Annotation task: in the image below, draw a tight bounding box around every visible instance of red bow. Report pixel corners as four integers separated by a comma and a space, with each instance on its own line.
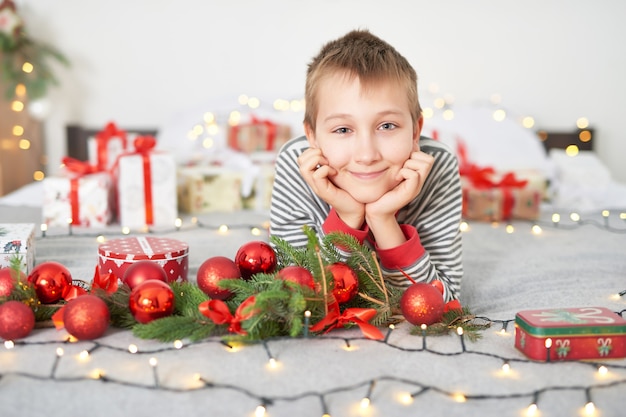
62, 157, 99, 175
309, 302, 384, 340
457, 140, 528, 189
94, 122, 128, 171
198, 296, 259, 335
90, 265, 118, 295
133, 135, 157, 153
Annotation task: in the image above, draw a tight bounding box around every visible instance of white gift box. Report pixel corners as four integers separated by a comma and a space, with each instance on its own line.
0, 223, 36, 273
177, 166, 243, 213
88, 122, 129, 171
42, 172, 114, 228
116, 150, 178, 228
88, 136, 127, 172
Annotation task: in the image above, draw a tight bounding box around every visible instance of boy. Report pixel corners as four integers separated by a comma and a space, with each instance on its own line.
269, 29, 462, 302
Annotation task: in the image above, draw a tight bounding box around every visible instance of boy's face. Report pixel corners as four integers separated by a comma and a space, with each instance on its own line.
305, 73, 422, 204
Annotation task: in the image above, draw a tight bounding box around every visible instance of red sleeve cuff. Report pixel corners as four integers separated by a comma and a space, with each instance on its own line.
322, 208, 369, 244
376, 225, 425, 269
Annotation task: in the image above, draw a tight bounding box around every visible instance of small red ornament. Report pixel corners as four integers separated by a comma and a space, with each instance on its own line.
0, 301, 35, 340
197, 256, 241, 300
0, 267, 25, 297
128, 280, 175, 324
400, 283, 445, 326
327, 262, 359, 304
28, 261, 72, 304
63, 295, 110, 340
123, 260, 168, 290
235, 241, 277, 280
276, 265, 315, 290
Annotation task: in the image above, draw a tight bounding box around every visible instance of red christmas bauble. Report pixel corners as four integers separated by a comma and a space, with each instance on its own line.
328, 262, 359, 304
197, 256, 241, 300
128, 280, 175, 324
0, 267, 25, 297
235, 241, 277, 280
123, 260, 168, 289
400, 283, 445, 326
63, 295, 110, 340
0, 300, 35, 340
28, 261, 72, 304
276, 265, 315, 290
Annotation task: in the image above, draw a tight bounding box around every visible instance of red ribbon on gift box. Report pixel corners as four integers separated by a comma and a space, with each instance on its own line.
457, 140, 529, 220
94, 122, 128, 171
113, 135, 157, 225
228, 115, 279, 152
61, 157, 100, 226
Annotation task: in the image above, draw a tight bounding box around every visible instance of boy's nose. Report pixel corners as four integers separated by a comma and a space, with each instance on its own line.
353, 132, 380, 164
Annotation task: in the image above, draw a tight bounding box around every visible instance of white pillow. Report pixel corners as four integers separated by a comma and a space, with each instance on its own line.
422, 105, 554, 180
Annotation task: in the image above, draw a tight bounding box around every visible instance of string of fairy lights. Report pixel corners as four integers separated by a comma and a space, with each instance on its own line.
3, 209, 624, 416
2, 323, 626, 417
36, 205, 626, 240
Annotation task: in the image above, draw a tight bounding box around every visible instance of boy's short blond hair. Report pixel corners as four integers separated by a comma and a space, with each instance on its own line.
304, 29, 421, 132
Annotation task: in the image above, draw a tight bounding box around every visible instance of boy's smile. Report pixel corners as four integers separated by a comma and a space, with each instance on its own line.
305, 72, 421, 204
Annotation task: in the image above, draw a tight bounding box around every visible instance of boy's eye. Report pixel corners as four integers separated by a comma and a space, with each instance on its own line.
379, 122, 397, 130
333, 127, 350, 134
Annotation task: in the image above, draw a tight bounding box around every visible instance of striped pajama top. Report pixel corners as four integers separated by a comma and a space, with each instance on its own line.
269, 135, 463, 301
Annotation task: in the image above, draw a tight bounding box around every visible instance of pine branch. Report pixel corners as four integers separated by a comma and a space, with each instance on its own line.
133, 315, 221, 342
408, 307, 491, 341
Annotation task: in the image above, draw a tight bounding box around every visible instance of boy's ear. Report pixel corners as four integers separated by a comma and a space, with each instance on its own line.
304, 122, 317, 148
413, 116, 424, 148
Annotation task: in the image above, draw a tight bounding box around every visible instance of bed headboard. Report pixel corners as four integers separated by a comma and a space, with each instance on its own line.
537, 127, 594, 152
66, 124, 158, 161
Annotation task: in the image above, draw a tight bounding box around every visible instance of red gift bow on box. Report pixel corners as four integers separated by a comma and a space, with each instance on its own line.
309, 302, 384, 340
94, 122, 128, 171
198, 296, 259, 335
457, 140, 528, 220
61, 157, 101, 226
228, 115, 279, 152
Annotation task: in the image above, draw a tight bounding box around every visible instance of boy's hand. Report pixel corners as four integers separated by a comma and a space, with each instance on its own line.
366, 150, 434, 219
298, 147, 365, 228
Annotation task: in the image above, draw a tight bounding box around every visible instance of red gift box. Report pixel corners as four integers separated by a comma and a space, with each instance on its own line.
98, 237, 189, 283
515, 307, 626, 361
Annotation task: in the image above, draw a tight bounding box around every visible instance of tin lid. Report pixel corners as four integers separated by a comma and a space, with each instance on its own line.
515, 307, 626, 337
98, 236, 188, 261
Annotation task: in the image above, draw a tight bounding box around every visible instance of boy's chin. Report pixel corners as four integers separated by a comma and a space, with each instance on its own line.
347, 191, 383, 205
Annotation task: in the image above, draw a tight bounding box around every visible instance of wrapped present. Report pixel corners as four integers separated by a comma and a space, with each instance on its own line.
461, 178, 542, 222
177, 166, 243, 213
42, 158, 114, 228
242, 162, 275, 211
88, 122, 128, 172
98, 236, 189, 283
228, 115, 291, 153
115, 136, 178, 228
0, 223, 35, 273
515, 307, 626, 361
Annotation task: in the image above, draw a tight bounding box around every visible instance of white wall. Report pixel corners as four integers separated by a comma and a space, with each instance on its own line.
17, 0, 626, 182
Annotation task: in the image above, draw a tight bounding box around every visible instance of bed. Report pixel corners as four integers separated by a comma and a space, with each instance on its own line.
1, 105, 625, 417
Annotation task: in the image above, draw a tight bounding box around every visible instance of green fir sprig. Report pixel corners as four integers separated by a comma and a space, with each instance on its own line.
409, 307, 491, 341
